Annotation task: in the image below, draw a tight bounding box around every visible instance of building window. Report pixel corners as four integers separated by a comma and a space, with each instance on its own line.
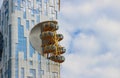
44, 0, 48, 3
8, 60, 11, 78
23, 11, 26, 19
49, 7, 54, 20
51, 0, 54, 5
41, 70, 44, 75
52, 72, 58, 78
17, 0, 21, 10
36, 15, 40, 23
38, 54, 41, 61
5, 38, 7, 47
38, 62, 41, 78
29, 43, 35, 57
26, 20, 29, 30
0, 69, 3, 78
15, 58, 19, 78
27, 76, 34, 78
9, 25, 11, 58
36, 0, 39, 3
21, 68, 24, 78
30, 69, 36, 78
29, 61, 33, 65
44, 2, 47, 16
46, 60, 50, 72
55, 11, 58, 19
31, 9, 34, 16
31, 20, 35, 27
28, 1, 31, 9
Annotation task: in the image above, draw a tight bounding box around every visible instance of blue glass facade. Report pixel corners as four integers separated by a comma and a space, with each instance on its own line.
29, 43, 35, 57
31, 20, 35, 27
30, 69, 36, 78
17, 0, 21, 10
38, 62, 41, 78
36, 15, 40, 23
8, 60, 11, 78
26, 20, 29, 30
17, 17, 27, 60
0, 0, 60, 78
21, 68, 24, 78
23, 11, 26, 19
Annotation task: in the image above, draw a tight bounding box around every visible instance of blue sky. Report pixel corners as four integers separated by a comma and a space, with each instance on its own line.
1, 0, 120, 78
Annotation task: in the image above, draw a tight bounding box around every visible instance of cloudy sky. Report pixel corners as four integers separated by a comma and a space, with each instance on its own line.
58, 0, 120, 78
1, 0, 120, 78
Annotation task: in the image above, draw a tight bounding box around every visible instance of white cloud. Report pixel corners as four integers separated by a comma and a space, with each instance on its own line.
92, 16, 120, 54
60, 0, 120, 78
78, 2, 95, 15
62, 52, 120, 78
94, 0, 120, 9
73, 33, 100, 55
61, 2, 95, 18
94, 16, 120, 37
61, 0, 120, 18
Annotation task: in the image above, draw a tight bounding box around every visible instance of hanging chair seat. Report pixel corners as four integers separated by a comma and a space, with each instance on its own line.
42, 22, 59, 31
43, 45, 56, 53
49, 56, 65, 63
58, 47, 66, 54
56, 34, 63, 41
41, 40, 55, 47
40, 31, 54, 39
42, 23, 49, 31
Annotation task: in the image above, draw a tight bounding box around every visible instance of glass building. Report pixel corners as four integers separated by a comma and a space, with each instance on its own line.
0, 0, 60, 78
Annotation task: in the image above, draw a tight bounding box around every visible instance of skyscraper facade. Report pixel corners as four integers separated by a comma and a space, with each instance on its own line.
0, 0, 60, 78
